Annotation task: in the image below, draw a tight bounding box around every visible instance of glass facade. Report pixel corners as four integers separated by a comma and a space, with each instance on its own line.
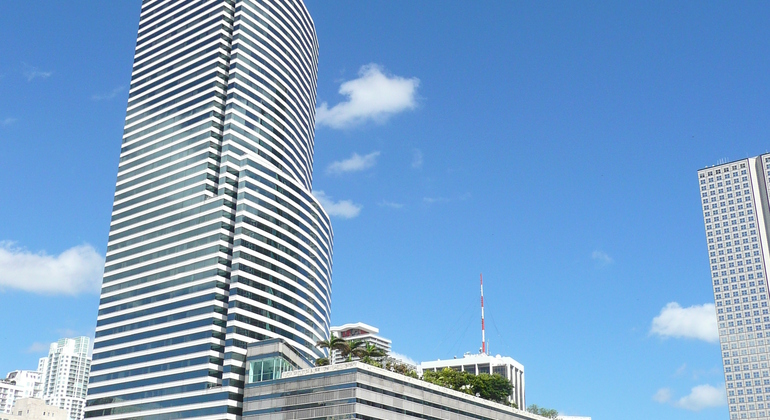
86, 1, 331, 420
246, 356, 295, 383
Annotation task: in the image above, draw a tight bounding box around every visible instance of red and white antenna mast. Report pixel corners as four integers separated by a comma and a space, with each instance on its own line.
481, 273, 486, 355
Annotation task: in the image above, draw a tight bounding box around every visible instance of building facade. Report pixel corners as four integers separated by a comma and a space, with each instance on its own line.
0, 372, 42, 415
1, 398, 68, 420
420, 352, 526, 410
329, 323, 392, 364
38, 338, 90, 420
243, 339, 543, 420
85, 1, 332, 420
698, 155, 770, 419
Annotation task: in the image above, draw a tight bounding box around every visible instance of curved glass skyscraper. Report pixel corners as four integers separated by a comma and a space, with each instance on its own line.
85, 1, 332, 420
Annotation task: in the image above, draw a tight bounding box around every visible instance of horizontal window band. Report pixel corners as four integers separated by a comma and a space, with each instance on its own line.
97, 303, 225, 337
96, 292, 225, 326
92, 330, 223, 361
90, 343, 221, 373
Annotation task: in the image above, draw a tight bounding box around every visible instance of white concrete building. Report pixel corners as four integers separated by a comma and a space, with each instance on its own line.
0, 372, 42, 414
38, 338, 90, 420
329, 323, 391, 364
698, 156, 770, 419
556, 416, 591, 420
1, 398, 67, 420
421, 352, 526, 409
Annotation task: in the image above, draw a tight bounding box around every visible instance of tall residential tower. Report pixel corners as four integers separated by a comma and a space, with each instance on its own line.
38, 337, 91, 420
85, 2, 333, 420
698, 155, 770, 420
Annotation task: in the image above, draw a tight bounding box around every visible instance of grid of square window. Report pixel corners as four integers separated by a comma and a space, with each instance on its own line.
700, 157, 770, 419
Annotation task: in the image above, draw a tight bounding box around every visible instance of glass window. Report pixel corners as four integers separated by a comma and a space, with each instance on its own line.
247, 356, 296, 383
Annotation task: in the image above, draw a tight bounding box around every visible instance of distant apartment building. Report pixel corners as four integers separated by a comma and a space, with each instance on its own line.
697, 156, 770, 420
1, 398, 67, 420
38, 338, 90, 420
330, 323, 392, 364
0, 372, 41, 414
421, 352, 526, 409
243, 339, 544, 420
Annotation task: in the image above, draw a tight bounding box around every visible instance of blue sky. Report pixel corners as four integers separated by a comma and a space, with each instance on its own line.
2, 1, 770, 419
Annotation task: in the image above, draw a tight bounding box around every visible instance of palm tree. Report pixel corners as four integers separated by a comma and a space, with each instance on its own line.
355, 343, 387, 366
354, 343, 386, 361
315, 334, 348, 364
340, 339, 364, 362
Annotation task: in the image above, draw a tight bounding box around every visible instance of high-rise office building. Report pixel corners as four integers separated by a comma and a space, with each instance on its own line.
697, 155, 770, 419
38, 337, 91, 420
85, 1, 332, 420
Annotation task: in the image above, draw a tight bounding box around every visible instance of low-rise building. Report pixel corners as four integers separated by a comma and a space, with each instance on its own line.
243, 339, 544, 420
421, 352, 526, 409
2, 398, 67, 420
0, 372, 42, 414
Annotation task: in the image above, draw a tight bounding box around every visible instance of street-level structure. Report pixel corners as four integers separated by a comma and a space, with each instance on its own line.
698, 155, 770, 419
85, 1, 332, 420
421, 352, 526, 410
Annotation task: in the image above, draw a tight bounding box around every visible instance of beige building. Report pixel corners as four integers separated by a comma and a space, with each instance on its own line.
2, 398, 66, 420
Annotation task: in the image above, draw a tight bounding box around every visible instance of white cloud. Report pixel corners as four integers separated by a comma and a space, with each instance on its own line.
1, 117, 16, 126
0, 242, 104, 295
25, 342, 49, 354
591, 250, 613, 265
313, 191, 362, 219
23, 66, 53, 81
650, 302, 718, 343
92, 86, 125, 101
674, 363, 687, 376
316, 64, 419, 129
412, 149, 423, 168
378, 200, 404, 209
327, 151, 380, 175
653, 388, 672, 403
57, 328, 79, 338
389, 352, 417, 366
423, 196, 450, 204
423, 193, 471, 205
675, 384, 726, 411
